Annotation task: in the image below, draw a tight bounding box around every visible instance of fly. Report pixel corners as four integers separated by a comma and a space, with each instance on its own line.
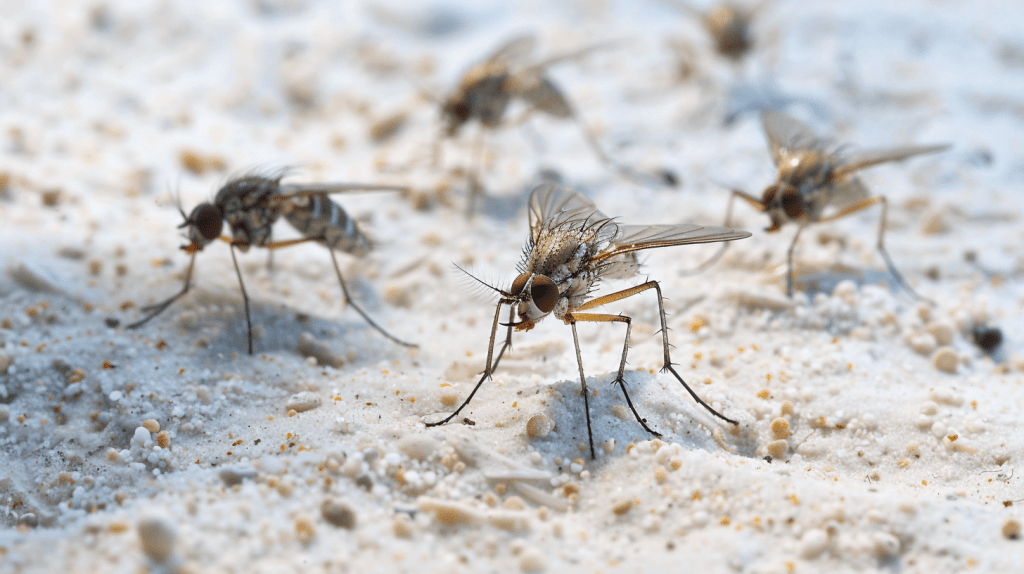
439, 35, 669, 212
426, 184, 751, 458
127, 171, 416, 354
691, 110, 949, 298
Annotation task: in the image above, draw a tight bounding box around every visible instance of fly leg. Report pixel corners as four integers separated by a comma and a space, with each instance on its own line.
568, 312, 662, 457
785, 224, 806, 298
466, 126, 487, 216
569, 321, 597, 460
426, 303, 515, 427
228, 244, 255, 355
816, 195, 928, 301
327, 249, 417, 348
683, 188, 765, 275
127, 254, 197, 329
576, 281, 738, 426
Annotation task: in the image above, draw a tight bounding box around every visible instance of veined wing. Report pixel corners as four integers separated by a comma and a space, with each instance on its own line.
527, 184, 610, 242
275, 183, 408, 200
484, 34, 538, 66
593, 224, 752, 262
834, 144, 950, 178
824, 176, 870, 213
762, 110, 822, 166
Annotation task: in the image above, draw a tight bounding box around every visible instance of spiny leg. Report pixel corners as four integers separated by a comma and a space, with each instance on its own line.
327, 249, 417, 348
683, 188, 765, 276
785, 224, 806, 298
569, 312, 661, 438
569, 321, 597, 460
816, 196, 927, 301
229, 244, 254, 355
426, 303, 515, 427
127, 254, 198, 329
577, 281, 738, 425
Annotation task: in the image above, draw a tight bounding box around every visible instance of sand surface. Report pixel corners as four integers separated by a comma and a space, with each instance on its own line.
1, 1, 1023, 572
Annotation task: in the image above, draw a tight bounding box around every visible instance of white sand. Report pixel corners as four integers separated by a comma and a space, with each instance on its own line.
1, 0, 1022, 572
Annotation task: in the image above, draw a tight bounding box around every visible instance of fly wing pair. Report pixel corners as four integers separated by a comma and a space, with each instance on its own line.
528, 184, 751, 267
762, 111, 949, 212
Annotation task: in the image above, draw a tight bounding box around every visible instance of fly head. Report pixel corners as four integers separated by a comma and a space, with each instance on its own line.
761, 183, 803, 232
180, 202, 223, 254
509, 272, 559, 331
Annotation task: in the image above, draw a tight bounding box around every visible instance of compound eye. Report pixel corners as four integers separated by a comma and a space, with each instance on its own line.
781, 188, 804, 218
190, 203, 223, 241
530, 275, 559, 314
510, 273, 530, 296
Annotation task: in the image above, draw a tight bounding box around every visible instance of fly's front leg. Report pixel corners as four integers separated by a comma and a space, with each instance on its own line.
425, 303, 514, 428
568, 312, 662, 440
785, 224, 806, 298
568, 320, 597, 460
127, 254, 198, 329
577, 280, 737, 425
229, 244, 254, 355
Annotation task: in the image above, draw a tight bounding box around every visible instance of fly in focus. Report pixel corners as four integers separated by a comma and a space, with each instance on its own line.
127, 171, 416, 354
439, 35, 666, 211
692, 110, 949, 297
426, 184, 751, 458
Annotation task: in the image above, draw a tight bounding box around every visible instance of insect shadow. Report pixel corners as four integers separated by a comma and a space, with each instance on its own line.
425, 184, 751, 459
687, 110, 949, 299
127, 170, 416, 354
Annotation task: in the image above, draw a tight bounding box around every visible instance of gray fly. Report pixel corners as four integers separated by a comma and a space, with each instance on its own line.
128, 172, 416, 354
439, 35, 665, 211
692, 111, 949, 298
426, 184, 751, 458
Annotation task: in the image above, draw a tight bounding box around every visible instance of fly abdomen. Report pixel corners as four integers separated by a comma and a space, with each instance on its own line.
284, 194, 371, 257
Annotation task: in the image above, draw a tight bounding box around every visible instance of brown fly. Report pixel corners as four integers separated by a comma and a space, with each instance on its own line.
439, 35, 664, 211
426, 184, 751, 458
691, 110, 949, 297
128, 171, 416, 354
667, 1, 768, 61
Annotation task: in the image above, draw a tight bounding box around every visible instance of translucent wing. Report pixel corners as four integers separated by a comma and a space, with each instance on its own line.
528, 184, 609, 242
275, 183, 408, 200
519, 39, 625, 73
593, 224, 752, 262
484, 34, 538, 66
762, 110, 822, 166
823, 176, 870, 212
834, 144, 950, 178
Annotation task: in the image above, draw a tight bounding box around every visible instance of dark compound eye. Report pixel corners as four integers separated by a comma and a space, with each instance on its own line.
189, 203, 223, 241
530, 275, 558, 314
510, 273, 530, 296
781, 188, 803, 218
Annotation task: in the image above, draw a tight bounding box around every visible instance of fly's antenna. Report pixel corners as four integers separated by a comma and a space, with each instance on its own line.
452, 263, 512, 299
171, 173, 188, 221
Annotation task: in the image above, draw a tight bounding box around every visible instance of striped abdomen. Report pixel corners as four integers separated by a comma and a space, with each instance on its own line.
283, 194, 370, 257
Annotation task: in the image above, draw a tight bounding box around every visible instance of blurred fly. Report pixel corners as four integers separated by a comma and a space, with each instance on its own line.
691, 111, 949, 297
426, 184, 751, 458
439, 35, 664, 212
128, 171, 416, 354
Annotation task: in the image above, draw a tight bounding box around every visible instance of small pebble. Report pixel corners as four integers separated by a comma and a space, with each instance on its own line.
770, 417, 790, 440
971, 325, 1003, 353
519, 549, 546, 573
156, 431, 170, 449
219, 467, 257, 487
800, 528, 829, 559
1003, 519, 1021, 540
138, 516, 176, 562
321, 499, 356, 529
0, 353, 12, 375
393, 514, 414, 538
142, 419, 160, 433
871, 532, 900, 559
766, 440, 789, 459
397, 434, 439, 461
925, 321, 955, 346
295, 517, 316, 545
907, 332, 937, 356
286, 391, 322, 413
932, 347, 958, 374
17, 513, 38, 528
781, 401, 795, 416
297, 332, 344, 368
612, 499, 633, 515
526, 414, 553, 438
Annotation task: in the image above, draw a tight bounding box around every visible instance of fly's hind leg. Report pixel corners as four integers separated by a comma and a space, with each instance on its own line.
576, 281, 738, 426
817, 196, 928, 301
326, 249, 417, 348
785, 224, 806, 298
127, 254, 198, 329
229, 245, 255, 355
569, 321, 597, 460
